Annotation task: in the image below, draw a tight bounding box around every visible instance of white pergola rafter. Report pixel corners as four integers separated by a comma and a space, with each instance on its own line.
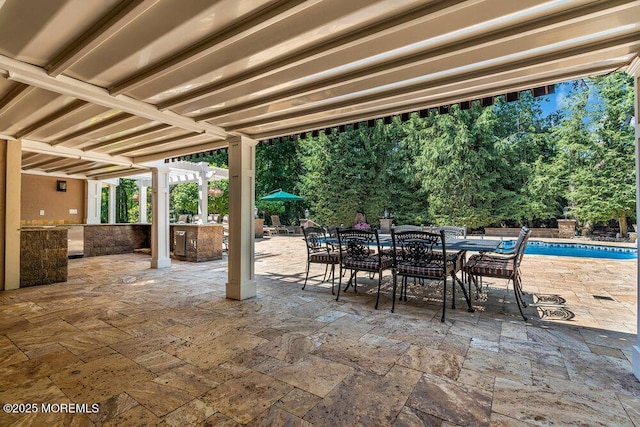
21, 138, 142, 169
0, 54, 228, 139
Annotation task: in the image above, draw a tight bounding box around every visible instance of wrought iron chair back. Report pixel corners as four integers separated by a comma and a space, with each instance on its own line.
335, 227, 392, 309
391, 229, 473, 322
302, 226, 338, 294
344, 237, 373, 260
430, 225, 467, 239
513, 227, 532, 270
303, 226, 328, 256
392, 224, 423, 233
464, 226, 531, 320
392, 230, 444, 267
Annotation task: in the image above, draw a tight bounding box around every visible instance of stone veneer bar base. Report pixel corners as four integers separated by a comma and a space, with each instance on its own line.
84, 224, 150, 257
170, 224, 224, 262
20, 228, 68, 287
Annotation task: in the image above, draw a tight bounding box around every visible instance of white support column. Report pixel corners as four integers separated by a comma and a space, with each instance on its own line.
151, 167, 171, 269
226, 135, 258, 300
628, 57, 640, 380
198, 162, 208, 222
107, 183, 117, 224
2, 139, 21, 290
85, 180, 102, 224
138, 179, 148, 223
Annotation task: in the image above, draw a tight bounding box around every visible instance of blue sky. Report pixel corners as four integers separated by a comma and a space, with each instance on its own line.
540, 84, 568, 117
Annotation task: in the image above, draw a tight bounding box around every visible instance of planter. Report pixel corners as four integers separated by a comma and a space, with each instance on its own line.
556, 219, 577, 238
379, 218, 393, 234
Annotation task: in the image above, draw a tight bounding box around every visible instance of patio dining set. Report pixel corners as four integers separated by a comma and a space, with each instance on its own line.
302, 225, 532, 321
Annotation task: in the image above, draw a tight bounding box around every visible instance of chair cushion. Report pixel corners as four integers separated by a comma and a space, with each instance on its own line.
465, 254, 514, 277
343, 256, 393, 271
309, 252, 339, 263
396, 263, 448, 278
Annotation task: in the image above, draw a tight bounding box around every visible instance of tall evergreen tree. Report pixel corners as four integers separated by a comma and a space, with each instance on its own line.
385, 115, 429, 225
255, 137, 303, 225
568, 73, 636, 234
299, 122, 393, 227
492, 92, 561, 224
413, 104, 502, 228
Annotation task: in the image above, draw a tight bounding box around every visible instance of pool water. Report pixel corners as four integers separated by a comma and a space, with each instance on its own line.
522, 241, 637, 259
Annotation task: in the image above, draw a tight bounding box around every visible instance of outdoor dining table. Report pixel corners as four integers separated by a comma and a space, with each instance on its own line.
324, 235, 504, 302
376, 236, 503, 253
325, 235, 503, 253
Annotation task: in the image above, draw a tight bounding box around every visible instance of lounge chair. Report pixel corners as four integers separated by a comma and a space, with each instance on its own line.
271, 215, 295, 234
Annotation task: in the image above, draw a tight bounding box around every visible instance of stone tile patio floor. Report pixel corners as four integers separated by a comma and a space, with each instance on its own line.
1, 235, 639, 426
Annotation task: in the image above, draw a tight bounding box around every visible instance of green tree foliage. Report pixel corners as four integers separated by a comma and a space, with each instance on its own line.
167, 179, 230, 220
298, 122, 395, 227
412, 104, 503, 228
208, 179, 229, 217
562, 73, 636, 234
116, 179, 137, 223
255, 138, 303, 225
491, 92, 564, 224
170, 183, 199, 217
127, 183, 151, 223
294, 73, 633, 232
100, 179, 138, 223
385, 116, 430, 225
100, 187, 108, 223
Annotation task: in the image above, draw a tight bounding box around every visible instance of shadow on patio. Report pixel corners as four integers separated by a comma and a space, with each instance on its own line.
0, 236, 638, 425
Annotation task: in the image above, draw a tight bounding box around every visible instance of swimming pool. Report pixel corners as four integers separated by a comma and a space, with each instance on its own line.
523, 241, 637, 259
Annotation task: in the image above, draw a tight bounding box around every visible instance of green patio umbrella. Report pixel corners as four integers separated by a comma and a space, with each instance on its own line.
260, 190, 303, 202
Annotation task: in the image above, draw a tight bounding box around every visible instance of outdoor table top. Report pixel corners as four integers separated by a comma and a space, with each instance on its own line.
378, 237, 502, 252
324, 236, 502, 252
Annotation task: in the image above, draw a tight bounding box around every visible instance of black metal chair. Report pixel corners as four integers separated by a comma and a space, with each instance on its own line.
336, 228, 393, 309
463, 227, 531, 320
302, 226, 339, 294
391, 229, 472, 322
430, 225, 468, 283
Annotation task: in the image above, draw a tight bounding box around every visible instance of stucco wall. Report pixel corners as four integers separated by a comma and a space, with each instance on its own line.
21, 174, 85, 225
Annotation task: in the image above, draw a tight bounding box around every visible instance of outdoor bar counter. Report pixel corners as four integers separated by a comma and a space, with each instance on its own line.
20, 226, 68, 287
20, 223, 151, 286
19, 223, 223, 288
170, 224, 224, 262
83, 223, 150, 256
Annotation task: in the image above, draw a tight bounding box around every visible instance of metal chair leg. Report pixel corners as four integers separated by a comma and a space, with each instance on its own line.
441, 277, 447, 322
391, 271, 397, 313
451, 272, 456, 310
329, 264, 336, 295
403, 276, 408, 301
453, 273, 473, 312
336, 265, 344, 301
302, 261, 311, 290
375, 271, 382, 309
322, 263, 330, 282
